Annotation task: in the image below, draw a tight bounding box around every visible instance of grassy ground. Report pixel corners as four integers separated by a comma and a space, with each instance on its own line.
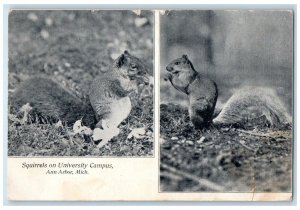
160, 104, 292, 192
8, 10, 153, 156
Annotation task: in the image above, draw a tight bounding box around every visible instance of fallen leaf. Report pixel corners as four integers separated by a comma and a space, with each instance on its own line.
127, 127, 146, 139
18, 144, 34, 154
197, 136, 206, 144
73, 119, 83, 134
20, 103, 32, 113
55, 120, 63, 128
82, 127, 93, 135
92, 127, 120, 148
72, 119, 93, 135
60, 138, 70, 148
9, 114, 21, 123
19, 103, 33, 124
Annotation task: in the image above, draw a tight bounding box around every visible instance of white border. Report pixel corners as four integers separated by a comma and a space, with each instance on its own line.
1, 0, 299, 208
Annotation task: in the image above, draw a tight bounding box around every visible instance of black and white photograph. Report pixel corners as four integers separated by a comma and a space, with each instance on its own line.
8, 10, 154, 157
160, 10, 293, 192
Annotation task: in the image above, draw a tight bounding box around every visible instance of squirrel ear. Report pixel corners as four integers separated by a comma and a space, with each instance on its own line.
124, 50, 131, 56
113, 54, 125, 68
182, 54, 188, 60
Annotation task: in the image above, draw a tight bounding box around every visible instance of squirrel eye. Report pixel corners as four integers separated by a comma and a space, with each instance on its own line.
137, 71, 145, 75
130, 63, 138, 69
174, 62, 180, 65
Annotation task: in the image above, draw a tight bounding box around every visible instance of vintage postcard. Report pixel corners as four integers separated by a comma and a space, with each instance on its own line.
5, 9, 293, 202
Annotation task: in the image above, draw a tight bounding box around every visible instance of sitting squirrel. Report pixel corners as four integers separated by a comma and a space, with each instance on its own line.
12, 51, 151, 139
165, 55, 291, 129
89, 50, 151, 140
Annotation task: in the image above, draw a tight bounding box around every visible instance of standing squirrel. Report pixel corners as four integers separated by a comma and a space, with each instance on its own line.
165, 55, 291, 128
11, 51, 151, 137
166, 55, 218, 128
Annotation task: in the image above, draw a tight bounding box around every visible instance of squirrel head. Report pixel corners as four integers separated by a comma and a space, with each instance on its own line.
113, 50, 150, 85
166, 54, 194, 73
165, 54, 198, 94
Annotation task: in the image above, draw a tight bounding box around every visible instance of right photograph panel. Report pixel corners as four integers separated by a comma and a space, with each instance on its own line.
159, 10, 293, 192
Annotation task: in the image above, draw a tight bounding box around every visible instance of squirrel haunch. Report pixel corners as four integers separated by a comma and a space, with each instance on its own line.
166, 55, 218, 128
166, 55, 291, 129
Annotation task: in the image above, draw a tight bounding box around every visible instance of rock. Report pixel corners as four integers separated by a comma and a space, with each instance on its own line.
171, 136, 179, 140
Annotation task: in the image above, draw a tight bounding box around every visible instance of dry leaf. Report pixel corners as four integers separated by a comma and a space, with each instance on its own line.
19, 103, 32, 124
92, 127, 120, 148
73, 119, 83, 134
127, 127, 146, 139
55, 120, 63, 128
73, 119, 93, 135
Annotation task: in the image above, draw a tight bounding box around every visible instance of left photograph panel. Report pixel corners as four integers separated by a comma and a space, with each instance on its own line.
8, 10, 154, 157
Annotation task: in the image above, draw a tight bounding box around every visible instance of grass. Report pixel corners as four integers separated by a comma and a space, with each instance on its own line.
9, 97, 153, 156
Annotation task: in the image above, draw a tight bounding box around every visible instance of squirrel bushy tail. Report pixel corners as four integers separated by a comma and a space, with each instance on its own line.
213, 86, 292, 127
11, 76, 97, 127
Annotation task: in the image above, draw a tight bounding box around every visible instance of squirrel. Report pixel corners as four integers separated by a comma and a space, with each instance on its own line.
11, 50, 151, 136
165, 54, 291, 129
89, 50, 151, 140
166, 55, 218, 128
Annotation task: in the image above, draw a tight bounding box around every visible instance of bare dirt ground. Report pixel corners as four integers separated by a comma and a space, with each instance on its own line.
8, 10, 153, 156
160, 104, 292, 192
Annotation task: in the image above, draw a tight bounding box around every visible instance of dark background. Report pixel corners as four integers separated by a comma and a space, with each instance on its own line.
9, 10, 153, 95
160, 10, 293, 113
